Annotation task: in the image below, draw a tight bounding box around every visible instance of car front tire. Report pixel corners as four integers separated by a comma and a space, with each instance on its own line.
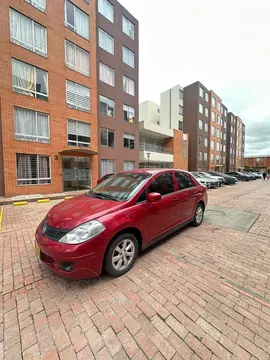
192, 204, 204, 227
104, 233, 139, 277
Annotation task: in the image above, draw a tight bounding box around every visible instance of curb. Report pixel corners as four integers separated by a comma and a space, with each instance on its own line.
11, 196, 74, 207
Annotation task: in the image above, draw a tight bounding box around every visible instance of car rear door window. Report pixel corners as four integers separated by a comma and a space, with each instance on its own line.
175, 172, 194, 190
148, 172, 174, 196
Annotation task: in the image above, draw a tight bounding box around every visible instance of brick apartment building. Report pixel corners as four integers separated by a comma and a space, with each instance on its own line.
0, 0, 138, 197
244, 156, 270, 172
184, 81, 245, 173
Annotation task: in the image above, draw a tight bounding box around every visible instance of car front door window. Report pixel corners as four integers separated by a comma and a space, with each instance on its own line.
148, 172, 174, 196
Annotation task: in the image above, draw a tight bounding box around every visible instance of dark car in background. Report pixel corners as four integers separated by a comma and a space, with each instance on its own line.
225, 172, 250, 181
207, 171, 237, 185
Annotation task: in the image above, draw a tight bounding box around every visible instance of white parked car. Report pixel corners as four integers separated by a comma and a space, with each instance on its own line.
191, 172, 219, 188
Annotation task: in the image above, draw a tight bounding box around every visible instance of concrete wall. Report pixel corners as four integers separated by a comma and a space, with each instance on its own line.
160, 85, 183, 130
139, 101, 160, 125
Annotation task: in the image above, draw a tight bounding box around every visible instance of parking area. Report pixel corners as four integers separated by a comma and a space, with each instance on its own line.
1, 180, 270, 360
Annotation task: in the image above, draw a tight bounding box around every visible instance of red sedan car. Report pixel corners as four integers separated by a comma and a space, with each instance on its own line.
35, 169, 207, 279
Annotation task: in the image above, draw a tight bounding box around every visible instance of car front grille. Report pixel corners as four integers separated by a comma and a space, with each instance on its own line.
40, 251, 54, 267
43, 224, 69, 241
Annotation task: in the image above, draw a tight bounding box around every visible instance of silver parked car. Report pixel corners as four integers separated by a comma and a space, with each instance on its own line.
191, 172, 219, 188
196, 172, 225, 187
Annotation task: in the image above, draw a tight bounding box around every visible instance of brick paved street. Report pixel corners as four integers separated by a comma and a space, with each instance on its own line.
1, 181, 270, 359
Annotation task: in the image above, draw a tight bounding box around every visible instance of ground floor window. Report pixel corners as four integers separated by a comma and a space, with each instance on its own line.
124, 161, 135, 171
16, 154, 51, 185
101, 159, 115, 177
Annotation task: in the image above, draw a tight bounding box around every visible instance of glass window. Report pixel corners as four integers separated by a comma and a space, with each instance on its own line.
10, 9, 47, 56
199, 119, 203, 130
183, 139, 187, 158
199, 103, 203, 114
211, 126, 215, 136
217, 102, 221, 112
216, 142, 220, 151
100, 95, 115, 117
223, 145, 226, 152
100, 128, 114, 147
99, 63, 115, 86
198, 152, 203, 161
204, 152, 208, 161
205, 93, 209, 102
212, 97, 216, 108
14, 107, 49, 143
175, 172, 193, 190
204, 137, 208, 147
100, 159, 115, 177
199, 136, 203, 145
25, 0, 46, 12
148, 173, 174, 196
123, 46, 135, 68
65, 40, 90, 76
212, 111, 216, 122
16, 154, 51, 185
216, 129, 220, 138
123, 105, 135, 123
224, 109, 227, 116
199, 87, 204, 98
123, 133, 135, 149
179, 105, 183, 115
67, 119, 90, 147
123, 76, 135, 96
98, 0, 114, 23
179, 89, 183, 100
122, 15, 134, 39
65, 0, 89, 39
124, 161, 135, 171
205, 108, 209, 117
12, 58, 48, 101
224, 133, 226, 140
66, 80, 90, 111
205, 123, 208, 132
217, 115, 221, 125
211, 154, 214, 163
178, 121, 183, 131
211, 140, 215, 150
99, 28, 114, 54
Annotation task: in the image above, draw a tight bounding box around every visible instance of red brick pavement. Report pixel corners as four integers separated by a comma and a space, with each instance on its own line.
1, 181, 270, 359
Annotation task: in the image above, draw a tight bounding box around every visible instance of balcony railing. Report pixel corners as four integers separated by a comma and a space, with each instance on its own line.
139, 143, 173, 154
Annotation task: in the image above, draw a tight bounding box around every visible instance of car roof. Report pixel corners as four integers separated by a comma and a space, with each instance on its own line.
120, 168, 190, 175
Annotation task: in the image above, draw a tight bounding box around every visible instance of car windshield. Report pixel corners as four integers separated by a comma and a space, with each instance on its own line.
87, 173, 151, 201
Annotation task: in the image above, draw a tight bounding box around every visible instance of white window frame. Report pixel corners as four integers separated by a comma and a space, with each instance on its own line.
67, 119, 91, 147
66, 80, 90, 111
122, 15, 134, 39
211, 140, 215, 150
99, 62, 115, 86
124, 161, 135, 171
205, 108, 209, 117
205, 93, 209, 102
64, 0, 89, 39
199, 119, 203, 130
25, 0, 46, 12
123, 104, 135, 123
98, 28, 114, 55
101, 159, 115, 177
16, 154, 51, 185
204, 123, 208, 132
212, 97, 216, 108
199, 103, 204, 114
124, 133, 135, 150
100, 128, 115, 147
199, 87, 204, 98
100, 95, 115, 117
123, 75, 135, 96
98, 0, 114, 23
122, 46, 135, 68
65, 40, 90, 76
10, 9, 47, 56
14, 107, 50, 143
204, 137, 208, 147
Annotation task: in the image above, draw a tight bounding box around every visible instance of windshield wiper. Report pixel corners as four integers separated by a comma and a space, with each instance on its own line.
87, 191, 119, 201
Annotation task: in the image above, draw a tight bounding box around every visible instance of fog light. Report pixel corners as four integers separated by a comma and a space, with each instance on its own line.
61, 262, 74, 272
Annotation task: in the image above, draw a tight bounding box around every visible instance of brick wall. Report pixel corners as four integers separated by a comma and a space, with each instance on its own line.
164, 130, 189, 170
0, 0, 98, 196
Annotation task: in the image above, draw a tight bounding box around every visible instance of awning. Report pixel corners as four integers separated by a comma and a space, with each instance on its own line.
59, 149, 98, 156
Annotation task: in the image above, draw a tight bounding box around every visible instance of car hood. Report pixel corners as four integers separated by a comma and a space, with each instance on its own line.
45, 194, 126, 229
197, 177, 217, 182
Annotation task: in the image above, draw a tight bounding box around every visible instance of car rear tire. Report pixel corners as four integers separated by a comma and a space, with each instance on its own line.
104, 233, 139, 277
192, 204, 204, 227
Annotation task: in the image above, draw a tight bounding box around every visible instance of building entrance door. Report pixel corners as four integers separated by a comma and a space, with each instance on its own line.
62, 156, 91, 191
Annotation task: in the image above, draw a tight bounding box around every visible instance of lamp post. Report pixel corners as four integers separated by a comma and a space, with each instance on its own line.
146, 152, 151, 168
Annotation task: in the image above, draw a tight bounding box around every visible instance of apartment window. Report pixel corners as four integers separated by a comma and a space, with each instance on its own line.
98, 0, 114, 23
205, 123, 208, 132
179, 89, 183, 100
10, 9, 47, 57
100, 128, 114, 147
123, 76, 135, 96
198, 152, 203, 161
198, 136, 203, 146
177, 105, 183, 116
224, 121, 227, 129
124, 161, 135, 171
216, 142, 220, 151
124, 105, 135, 123
66, 80, 90, 111
205, 108, 209, 117
16, 154, 51, 185
100, 95, 115, 117
231, 126, 233, 133
12, 59, 48, 100
99, 63, 115, 86
199, 119, 203, 130
223, 145, 226, 152
217, 115, 221, 125
122, 15, 134, 39
221, 106, 224, 114
211, 140, 215, 150
101, 159, 115, 177
230, 148, 232, 155
230, 137, 233, 144
216, 154, 220, 161
199, 103, 204, 114
223, 133, 226, 140
212, 97, 216, 108
68, 119, 91, 147
65, 40, 90, 76
211, 111, 216, 122
124, 133, 135, 149
224, 109, 227, 116
211, 126, 215, 136
178, 121, 183, 131
65, 0, 89, 39
123, 46, 135, 68
14, 107, 49, 143
211, 154, 214, 163
204, 153, 208, 161
98, 28, 114, 55
25, 0, 46, 12
217, 102, 221, 112
205, 93, 209, 102
204, 137, 208, 147
216, 129, 220, 138
199, 87, 204, 98
183, 140, 187, 158
223, 156, 226, 164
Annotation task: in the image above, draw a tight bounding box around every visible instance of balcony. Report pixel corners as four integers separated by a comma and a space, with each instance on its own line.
139, 143, 173, 164
139, 143, 173, 154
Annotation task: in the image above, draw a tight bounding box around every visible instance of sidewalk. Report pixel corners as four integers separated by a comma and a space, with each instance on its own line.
0, 190, 85, 206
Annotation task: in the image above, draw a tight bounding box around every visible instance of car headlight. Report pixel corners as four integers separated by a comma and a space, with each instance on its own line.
59, 220, 105, 244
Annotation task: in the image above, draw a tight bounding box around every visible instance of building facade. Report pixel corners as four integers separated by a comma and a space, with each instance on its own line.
244, 156, 270, 172
0, 0, 138, 197
139, 89, 188, 170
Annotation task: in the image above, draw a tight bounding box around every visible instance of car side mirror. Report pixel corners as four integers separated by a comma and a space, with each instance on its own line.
147, 192, 161, 203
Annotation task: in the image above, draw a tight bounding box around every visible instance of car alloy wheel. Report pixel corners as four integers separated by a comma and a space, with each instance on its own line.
192, 204, 204, 227
105, 233, 138, 277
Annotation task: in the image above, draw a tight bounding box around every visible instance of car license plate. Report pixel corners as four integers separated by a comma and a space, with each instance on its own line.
35, 242, 40, 260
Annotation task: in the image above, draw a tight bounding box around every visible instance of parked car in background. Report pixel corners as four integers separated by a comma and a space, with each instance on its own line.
225, 172, 250, 181
207, 171, 237, 185
35, 169, 207, 279
191, 172, 219, 188
97, 173, 114, 185
196, 172, 225, 187
244, 172, 258, 180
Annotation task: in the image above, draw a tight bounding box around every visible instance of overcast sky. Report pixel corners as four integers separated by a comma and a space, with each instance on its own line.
120, 0, 270, 156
